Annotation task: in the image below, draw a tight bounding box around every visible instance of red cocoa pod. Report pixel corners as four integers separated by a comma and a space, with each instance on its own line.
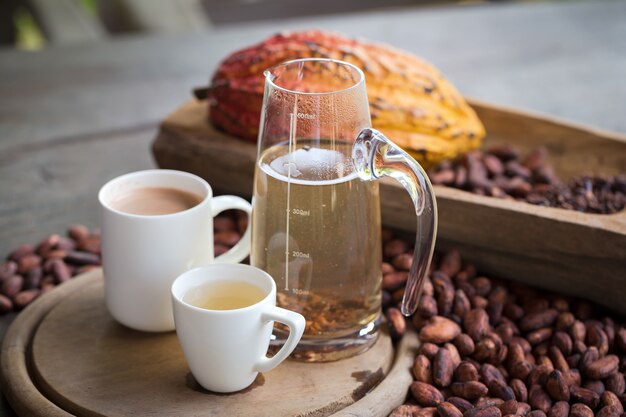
386, 307, 406, 339
498, 399, 518, 416
569, 403, 593, 417
569, 386, 600, 409
13, 289, 40, 310
528, 385, 552, 413
583, 380, 605, 396
447, 397, 473, 414
411, 382, 445, 406
596, 406, 622, 417
601, 391, 624, 413
450, 381, 488, 400
68, 224, 90, 242
585, 355, 619, 379
510, 378, 527, 402
414, 354, 434, 384
437, 402, 463, 417
555, 312, 575, 330
605, 372, 625, 395
548, 401, 569, 417
439, 249, 462, 277
383, 272, 408, 292
454, 334, 475, 356
464, 405, 501, 417
64, 251, 100, 266
0, 261, 18, 281
1, 275, 23, 298
0, 294, 13, 314
8, 244, 34, 262
434, 348, 455, 387
453, 289, 471, 318
545, 370, 570, 402
50, 260, 71, 284
384, 239, 408, 259
488, 379, 515, 401
420, 343, 440, 360
390, 404, 435, 417
455, 361, 479, 382
418, 295, 439, 318
464, 309, 489, 342
420, 316, 462, 344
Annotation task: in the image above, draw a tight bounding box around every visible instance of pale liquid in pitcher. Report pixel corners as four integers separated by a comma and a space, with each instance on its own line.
251, 140, 382, 361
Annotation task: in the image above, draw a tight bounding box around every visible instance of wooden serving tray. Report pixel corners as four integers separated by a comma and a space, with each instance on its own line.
0, 270, 419, 417
152, 99, 626, 314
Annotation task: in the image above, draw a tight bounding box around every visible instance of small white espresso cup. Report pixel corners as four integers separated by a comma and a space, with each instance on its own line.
171, 264, 305, 393
99, 169, 252, 332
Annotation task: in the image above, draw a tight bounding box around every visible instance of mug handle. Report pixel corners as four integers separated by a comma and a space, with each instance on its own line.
211, 195, 252, 263
254, 307, 305, 373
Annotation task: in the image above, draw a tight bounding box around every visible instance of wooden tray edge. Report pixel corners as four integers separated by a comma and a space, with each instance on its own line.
1, 271, 102, 417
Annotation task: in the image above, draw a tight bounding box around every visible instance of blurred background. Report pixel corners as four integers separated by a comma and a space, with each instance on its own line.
3, 0, 506, 50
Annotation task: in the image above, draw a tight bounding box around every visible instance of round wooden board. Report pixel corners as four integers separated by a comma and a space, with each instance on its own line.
1, 269, 420, 417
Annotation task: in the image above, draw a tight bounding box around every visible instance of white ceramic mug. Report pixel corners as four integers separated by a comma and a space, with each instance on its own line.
99, 169, 252, 332
171, 264, 305, 393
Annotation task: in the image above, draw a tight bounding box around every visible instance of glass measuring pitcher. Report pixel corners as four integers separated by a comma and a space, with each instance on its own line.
251, 58, 437, 361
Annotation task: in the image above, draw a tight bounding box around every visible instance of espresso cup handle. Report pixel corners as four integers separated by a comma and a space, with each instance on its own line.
254, 306, 305, 373
211, 195, 252, 264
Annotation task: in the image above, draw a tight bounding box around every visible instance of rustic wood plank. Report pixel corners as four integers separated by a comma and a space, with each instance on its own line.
0, 127, 156, 257
153, 99, 626, 315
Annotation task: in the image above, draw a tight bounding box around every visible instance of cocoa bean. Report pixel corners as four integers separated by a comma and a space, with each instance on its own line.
519, 308, 558, 332
464, 405, 501, 417
64, 251, 99, 266
528, 365, 551, 387
393, 253, 413, 271
13, 289, 39, 310
434, 348, 455, 387
444, 343, 462, 368
537, 356, 554, 370
447, 397, 473, 414
601, 391, 624, 413
438, 402, 463, 417
411, 382, 445, 406
17, 254, 41, 274
596, 406, 622, 417
503, 304, 524, 321
481, 363, 506, 385
455, 362, 479, 382
570, 321, 587, 343
68, 224, 89, 241
515, 402, 531, 416
77, 237, 101, 254
605, 372, 625, 395
529, 411, 546, 417
585, 355, 619, 379
474, 338, 498, 363
213, 216, 236, 232
509, 360, 532, 380
582, 380, 605, 396
440, 250, 462, 277
616, 327, 626, 352
8, 244, 34, 262
414, 355, 434, 384
420, 343, 440, 360
450, 381, 488, 400
387, 307, 406, 339
555, 312, 575, 331
385, 239, 408, 259
510, 378, 528, 402
488, 379, 515, 401
420, 316, 462, 344
546, 370, 570, 402
548, 401, 569, 417
498, 399, 518, 416
454, 334, 476, 356
549, 346, 570, 373
475, 398, 504, 409
566, 354, 581, 369
1, 275, 23, 298
391, 404, 434, 417
0, 261, 17, 281
50, 260, 71, 284
433, 273, 455, 316
23, 267, 42, 290
465, 309, 490, 342
453, 290, 471, 318
528, 385, 552, 413
586, 323, 610, 355
552, 332, 573, 357
579, 347, 599, 376
568, 403, 593, 417
528, 328, 554, 346
0, 294, 13, 313
472, 296, 488, 310
569, 386, 599, 409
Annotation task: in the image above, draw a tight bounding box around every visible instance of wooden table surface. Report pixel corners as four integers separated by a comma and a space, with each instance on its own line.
1, 1, 625, 415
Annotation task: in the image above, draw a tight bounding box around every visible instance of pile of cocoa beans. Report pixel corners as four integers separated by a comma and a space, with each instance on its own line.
0, 211, 247, 314
427, 146, 626, 214
382, 232, 626, 417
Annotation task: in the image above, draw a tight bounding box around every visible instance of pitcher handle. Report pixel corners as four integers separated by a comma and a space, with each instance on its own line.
352, 128, 438, 316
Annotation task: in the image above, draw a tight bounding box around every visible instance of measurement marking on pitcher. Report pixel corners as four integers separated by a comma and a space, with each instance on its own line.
284, 112, 297, 291
292, 208, 310, 216
292, 251, 310, 259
